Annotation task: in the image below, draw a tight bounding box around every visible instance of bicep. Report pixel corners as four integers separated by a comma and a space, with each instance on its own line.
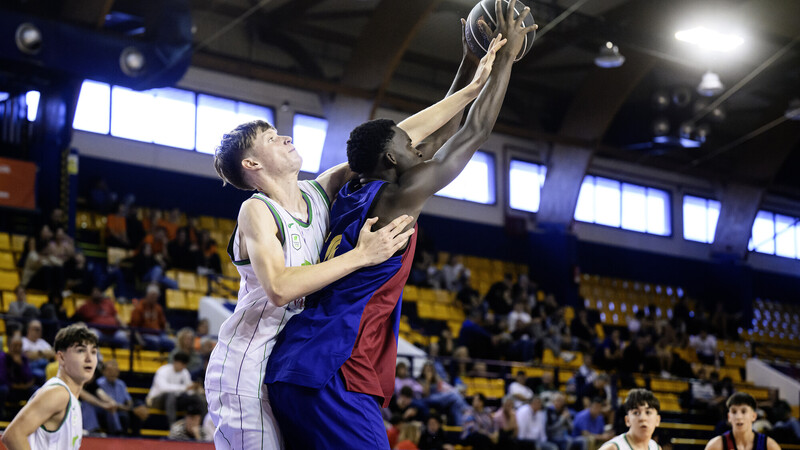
6, 387, 68, 437
315, 162, 353, 199
239, 201, 289, 289
767, 438, 781, 450
704, 436, 722, 450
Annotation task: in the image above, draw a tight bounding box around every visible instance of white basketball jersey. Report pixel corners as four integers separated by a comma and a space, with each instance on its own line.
606, 433, 659, 450
27, 377, 82, 450
205, 180, 330, 398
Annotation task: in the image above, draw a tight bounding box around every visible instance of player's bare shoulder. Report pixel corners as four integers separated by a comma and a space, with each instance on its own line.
704, 435, 724, 450
598, 441, 619, 450
766, 436, 781, 450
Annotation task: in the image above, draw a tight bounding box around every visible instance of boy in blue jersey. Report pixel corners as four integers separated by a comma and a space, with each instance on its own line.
705, 393, 781, 450
265, 1, 537, 448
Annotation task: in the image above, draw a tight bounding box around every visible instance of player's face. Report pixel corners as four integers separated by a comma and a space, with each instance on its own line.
728, 405, 757, 431
387, 126, 423, 173
59, 343, 98, 384
252, 128, 301, 173
625, 404, 661, 440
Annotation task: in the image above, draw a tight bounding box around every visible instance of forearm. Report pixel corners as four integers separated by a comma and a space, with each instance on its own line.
397, 85, 479, 148
1, 431, 32, 450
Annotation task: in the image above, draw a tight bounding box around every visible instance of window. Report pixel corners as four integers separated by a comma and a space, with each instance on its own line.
195, 95, 274, 154
683, 195, 721, 243
574, 175, 671, 236
26, 91, 40, 121
748, 210, 799, 260
74, 80, 111, 134
435, 151, 495, 204
293, 114, 327, 173
509, 160, 547, 213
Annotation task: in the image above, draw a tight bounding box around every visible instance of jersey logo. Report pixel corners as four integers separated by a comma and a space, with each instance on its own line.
290, 233, 301, 250
72, 435, 79, 447
323, 235, 342, 262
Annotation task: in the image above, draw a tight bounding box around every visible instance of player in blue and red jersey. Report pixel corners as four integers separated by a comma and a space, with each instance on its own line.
265, 1, 537, 448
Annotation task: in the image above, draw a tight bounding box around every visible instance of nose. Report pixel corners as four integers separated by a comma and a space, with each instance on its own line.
416, 150, 423, 158
284, 135, 293, 144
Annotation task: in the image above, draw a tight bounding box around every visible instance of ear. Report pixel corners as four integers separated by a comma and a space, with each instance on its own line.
383, 151, 398, 167
242, 157, 260, 171
624, 415, 631, 427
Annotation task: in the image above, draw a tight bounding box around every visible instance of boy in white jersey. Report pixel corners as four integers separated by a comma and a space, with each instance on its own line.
2, 324, 98, 450
599, 389, 662, 450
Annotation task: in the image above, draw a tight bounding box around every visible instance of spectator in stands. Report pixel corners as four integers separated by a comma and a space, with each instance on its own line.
419, 361, 469, 426
21, 320, 53, 383
74, 286, 129, 348
52, 227, 75, 261
627, 310, 644, 336
170, 327, 203, 376
132, 240, 178, 290
572, 398, 613, 450
396, 422, 423, 450
461, 393, 497, 450
582, 374, 611, 409
419, 413, 453, 450
168, 399, 211, 441
546, 393, 575, 450
159, 208, 181, 241
147, 351, 204, 426
7, 285, 40, 322
130, 284, 174, 352
517, 395, 557, 450
575, 353, 598, 385
772, 400, 800, 443
89, 178, 117, 213
594, 329, 623, 372
198, 232, 222, 275
16, 236, 36, 270
193, 318, 212, 351
458, 310, 497, 360
125, 203, 147, 250
688, 368, 725, 420
486, 273, 514, 316
535, 371, 560, 406
396, 361, 423, 398
47, 207, 67, 232
96, 359, 139, 436
456, 273, 483, 317
39, 291, 68, 325
388, 385, 428, 423
107, 203, 131, 248
0, 335, 36, 415
441, 255, 470, 292
509, 301, 533, 335
570, 309, 597, 353
493, 396, 519, 449
671, 297, 691, 333
64, 252, 94, 296
508, 370, 534, 409
168, 228, 199, 271
21, 238, 66, 292
511, 274, 537, 309
620, 334, 650, 376
409, 250, 440, 288
690, 329, 718, 365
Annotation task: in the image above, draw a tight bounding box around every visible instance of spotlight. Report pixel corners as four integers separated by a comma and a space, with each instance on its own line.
652, 91, 670, 111
695, 123, 711, 143
120, 47, 145, 76
675, 26, 743, 52
697, 71, 724, 97
594, 42, 625, 68
652, 117, 670, 136
15, 23, 42, 55
679, 121, 695, 139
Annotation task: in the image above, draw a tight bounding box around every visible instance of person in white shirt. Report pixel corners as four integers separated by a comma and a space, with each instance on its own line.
148, 351, 200, 426
689, 329, 717, 365
508, 370, 534, 409
509, 301, 533, 334
517, 395, 559, 450
22, 319, 55, 382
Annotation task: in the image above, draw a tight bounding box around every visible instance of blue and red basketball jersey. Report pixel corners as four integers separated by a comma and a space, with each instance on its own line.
264, 180, 417, 407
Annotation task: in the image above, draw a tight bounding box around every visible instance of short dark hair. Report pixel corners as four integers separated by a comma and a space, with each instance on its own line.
623, 388, 661, 414
54, 324, 98, 352
346, 119, 396, 174
399, 386, 414, 398
172, 351, 190, 364
214, 120, 275, 190
726, 392, 757, 411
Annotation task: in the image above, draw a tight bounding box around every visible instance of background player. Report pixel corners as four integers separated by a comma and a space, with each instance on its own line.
265, 1, 536, 448
704, 393, 781, 450
1, 324, 98, 450
205, 16, 505, 449
598, 389, 662, 450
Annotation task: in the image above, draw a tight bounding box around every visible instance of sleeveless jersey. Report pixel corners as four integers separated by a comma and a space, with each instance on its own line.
606, 433, 659, 450
27, 377, 82, 450
265, 180, 417, 407
205, 180, 330, 398
722, 431, 768, 450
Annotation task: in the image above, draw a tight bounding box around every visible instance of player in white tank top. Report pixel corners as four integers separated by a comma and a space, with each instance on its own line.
2, 324, 97, 450
605, 433, 660, 450
599, 389, 662, 450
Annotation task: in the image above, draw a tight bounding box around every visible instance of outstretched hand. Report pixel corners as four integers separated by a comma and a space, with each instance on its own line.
494, 0, 538, 57
355, 215, 415, 266
469, 34, 507, 89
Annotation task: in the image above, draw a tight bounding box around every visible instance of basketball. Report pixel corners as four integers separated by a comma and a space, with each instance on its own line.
464, 0, 536, 62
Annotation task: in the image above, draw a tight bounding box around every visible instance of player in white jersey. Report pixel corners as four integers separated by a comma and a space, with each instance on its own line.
2, 324, 98, 450
599, 389, 662, 450
205, 21, 496, 448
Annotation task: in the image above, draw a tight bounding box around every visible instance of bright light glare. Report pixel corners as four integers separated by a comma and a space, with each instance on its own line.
26, 90, 40, 121
675, 27, 744, 52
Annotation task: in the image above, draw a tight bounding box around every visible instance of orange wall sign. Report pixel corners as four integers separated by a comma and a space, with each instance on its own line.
0, 157, 37, 210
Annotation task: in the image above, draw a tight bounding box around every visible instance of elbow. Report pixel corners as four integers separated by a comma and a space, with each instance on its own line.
265, 285, 293, 307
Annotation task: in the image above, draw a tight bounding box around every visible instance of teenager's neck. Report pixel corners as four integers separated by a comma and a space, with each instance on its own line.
56, 370, 83, 397
626, 431, 650, 449
732, 427, 755, 443
255, 174, 303, 210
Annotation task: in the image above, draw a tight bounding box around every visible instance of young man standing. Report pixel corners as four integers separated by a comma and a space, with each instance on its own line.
1, 324, 98, 450
598, 389, 661, 450
704, 393, 781, 450
264, 2, 536, 448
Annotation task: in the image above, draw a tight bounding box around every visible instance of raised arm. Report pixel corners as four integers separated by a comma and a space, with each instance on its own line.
239, 199, 414, 306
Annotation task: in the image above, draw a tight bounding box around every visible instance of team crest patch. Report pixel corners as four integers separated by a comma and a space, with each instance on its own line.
291, 233, 301, 250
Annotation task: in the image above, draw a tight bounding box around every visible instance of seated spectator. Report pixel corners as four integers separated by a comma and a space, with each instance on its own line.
21, 238, 66, 293
535, 371, 559, 406
0, 335, 36, 418
64, 252, 94, 296
89, 178, 117, 213
39, 292, 68, 328
570, 309, 597, 352
147, 352, 204, 426
575, 353, 598, 385
461, 393, 497, 450
509, 301, 532, 335
52, 227, 75, 261
6, 285, 40, 322
396, 361, 423, 398
388, 386, 428, 423
582, 374, 611, 409
546, 393, 575, 450
396, 421, 423, 450
772, 400, 800, 443
627, 311, 644, 336
46, 208, 67, 233
419, 361, 469, 426
159, 208, 182, 241
594, 329, 623, 372
512, 274, 537, 308
169, 327, 203, 377
168, 228, 199, 271
441, 255, 470, 292
193, 318, 213, 351
168, 399, 211, 441
130, 284, 174, 352
508, 370, 534, 409
180, 217, 201, 245
419, 413, 453, 450
517, 395, 557, 450
486, 274, 514, 316
21, 320, 54, 383
198, 234, 222, 275
572, 398, 613, 450
107, 203, 131, 248
16, 236, 37, 270
75, 287, 129, 348
493, 396, 519, 449
133, 239, 178, 290
689, 329, 717, 365
620, 335, 652, 376
688, 368, 724, 418
96, 359, 143, 436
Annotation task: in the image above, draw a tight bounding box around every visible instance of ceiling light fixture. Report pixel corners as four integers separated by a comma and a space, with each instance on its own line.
697, 71, 724, 97
675, 26, 743, 52
594, 42, 625, 68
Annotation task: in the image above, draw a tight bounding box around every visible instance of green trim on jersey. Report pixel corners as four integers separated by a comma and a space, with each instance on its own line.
612, 443, 620, 450
227, 225, 251, 266
289, 191, 313, 229
39, 383, 71, 433
252, 193, 287, 244
309, 180, 331, 209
